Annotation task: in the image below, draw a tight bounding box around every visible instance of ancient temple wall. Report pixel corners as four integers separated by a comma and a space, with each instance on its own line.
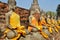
0, 2, 30, 27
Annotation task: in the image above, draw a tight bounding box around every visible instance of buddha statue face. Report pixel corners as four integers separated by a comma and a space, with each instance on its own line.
47, 15, 51, 18
41, 14, 45, 17
33, 13, 40, 20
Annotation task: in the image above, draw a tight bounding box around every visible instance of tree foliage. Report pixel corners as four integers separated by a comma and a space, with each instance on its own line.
56, 4, 60, 18
46, 11, 56, 17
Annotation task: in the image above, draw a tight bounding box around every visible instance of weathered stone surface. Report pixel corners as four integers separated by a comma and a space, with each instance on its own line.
19, 32, 46, 40
32, 32, 46, 40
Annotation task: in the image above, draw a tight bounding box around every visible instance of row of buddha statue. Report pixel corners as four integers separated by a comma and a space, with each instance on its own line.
0, 8, 60, 40
0, 0, 60, 40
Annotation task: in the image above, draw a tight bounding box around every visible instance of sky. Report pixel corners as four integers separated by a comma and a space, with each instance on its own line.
0, 0, 60, 12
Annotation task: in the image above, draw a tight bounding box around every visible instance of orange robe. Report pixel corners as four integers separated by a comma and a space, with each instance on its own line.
28, 16, 42, 31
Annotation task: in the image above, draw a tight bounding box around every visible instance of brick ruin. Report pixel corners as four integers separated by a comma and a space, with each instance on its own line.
0, 2, 30, 27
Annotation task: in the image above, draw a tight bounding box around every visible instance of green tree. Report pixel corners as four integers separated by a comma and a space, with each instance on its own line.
56, 4, 60, 19
46, 11, 56, 17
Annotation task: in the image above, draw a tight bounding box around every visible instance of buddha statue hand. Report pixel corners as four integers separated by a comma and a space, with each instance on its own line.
31, 27, 38, 32
25, 29, 30, 35
6, 30, 18, 39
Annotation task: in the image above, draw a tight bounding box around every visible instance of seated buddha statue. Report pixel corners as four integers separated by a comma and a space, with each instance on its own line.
28, 12, 48, 38
5, 8, 26, 40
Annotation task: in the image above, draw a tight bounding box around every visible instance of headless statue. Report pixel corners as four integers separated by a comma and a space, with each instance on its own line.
8, 0, 16, 10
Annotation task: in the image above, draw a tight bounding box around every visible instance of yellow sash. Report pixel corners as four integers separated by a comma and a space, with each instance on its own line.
10, 12, 20, 29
